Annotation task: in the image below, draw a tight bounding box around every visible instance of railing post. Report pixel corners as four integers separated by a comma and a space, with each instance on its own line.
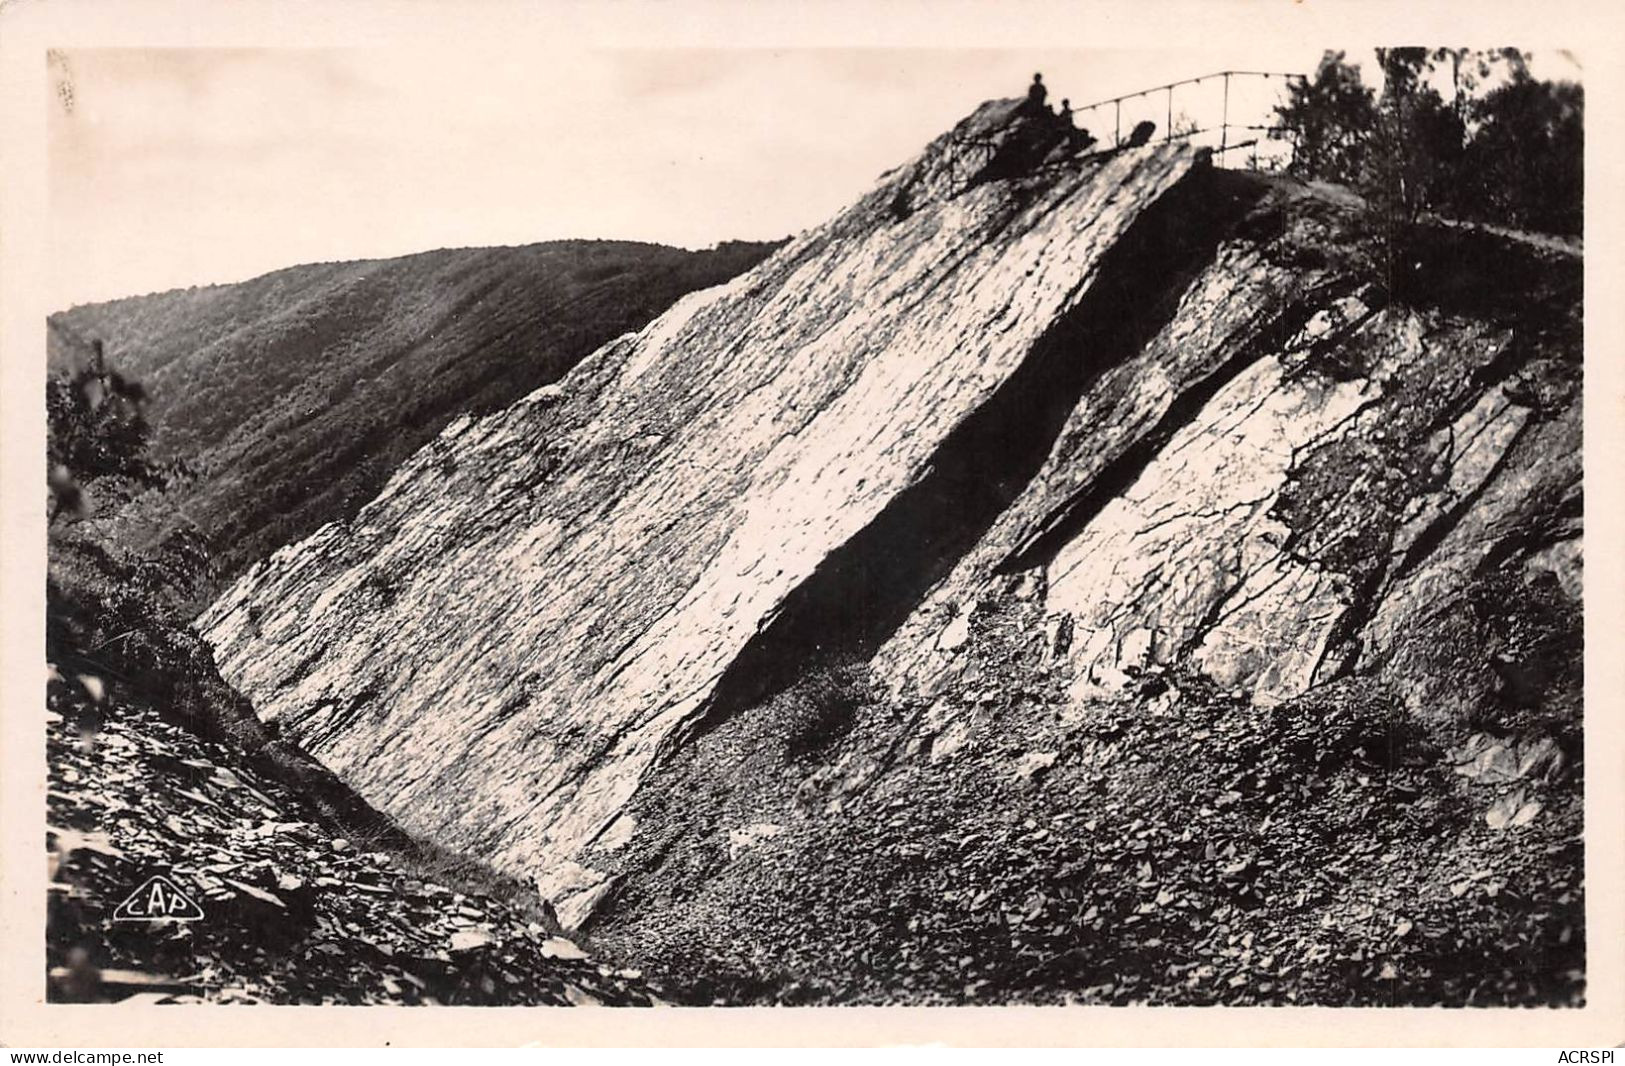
1220, 72, 1230, 155
1166, 85, 1173, 142
1114, 99, 1121, 148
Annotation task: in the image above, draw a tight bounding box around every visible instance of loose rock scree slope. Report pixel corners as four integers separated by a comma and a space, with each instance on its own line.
47, 667, 661, 1005
199, 98, 1582, 1003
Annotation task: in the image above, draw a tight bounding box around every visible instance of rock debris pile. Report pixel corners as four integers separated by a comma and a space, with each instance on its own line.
47, 670, 662, 1005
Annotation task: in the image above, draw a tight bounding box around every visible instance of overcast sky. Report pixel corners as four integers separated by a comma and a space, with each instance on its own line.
47, 46, 1580, 310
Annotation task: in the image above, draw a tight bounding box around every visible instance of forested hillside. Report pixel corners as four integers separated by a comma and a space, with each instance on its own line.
48, 238, 779, 596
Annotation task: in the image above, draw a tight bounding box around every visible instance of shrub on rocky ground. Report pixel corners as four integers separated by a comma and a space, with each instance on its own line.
780, 660, 877, 760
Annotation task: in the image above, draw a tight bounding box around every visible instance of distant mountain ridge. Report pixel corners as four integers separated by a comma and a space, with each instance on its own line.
48, 238, 781, 589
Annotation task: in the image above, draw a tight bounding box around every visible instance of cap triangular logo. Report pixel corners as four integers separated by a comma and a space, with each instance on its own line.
112, 874, 204, 922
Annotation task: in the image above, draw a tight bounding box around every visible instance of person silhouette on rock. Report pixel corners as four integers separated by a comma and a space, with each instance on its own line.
1024, 73, 1049, 117
1057, 98, 1095, 154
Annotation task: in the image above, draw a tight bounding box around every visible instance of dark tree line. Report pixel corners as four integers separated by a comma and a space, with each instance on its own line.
47, 339, 166, 522
1277, 49, 1582, 237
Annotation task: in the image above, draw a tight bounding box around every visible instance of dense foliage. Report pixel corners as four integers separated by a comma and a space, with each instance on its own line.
46, 339, 167, 522
1276, 49, 1581, 238
49, 238, 779, 604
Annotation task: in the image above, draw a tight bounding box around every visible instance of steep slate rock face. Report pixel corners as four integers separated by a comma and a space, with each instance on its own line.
202, 97, 1580, 947
576, 189, 1580, 1004
885, 310, 1578, 697
872, 214, 1580, 730
201, 102, 1206, 906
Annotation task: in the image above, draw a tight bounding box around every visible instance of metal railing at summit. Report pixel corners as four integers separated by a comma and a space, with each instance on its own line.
950, 69, 1309, 182
1072, 69, 1308, 166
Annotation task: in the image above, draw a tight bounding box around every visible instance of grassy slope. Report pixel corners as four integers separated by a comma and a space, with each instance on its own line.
49, 238, 779, 594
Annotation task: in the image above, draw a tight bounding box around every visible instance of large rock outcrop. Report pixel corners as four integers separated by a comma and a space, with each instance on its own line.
200, 98, 1581, 943
201, 103, 1210, 900
873, 231, 1580, 721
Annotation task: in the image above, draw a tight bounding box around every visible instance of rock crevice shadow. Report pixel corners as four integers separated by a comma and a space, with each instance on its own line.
683, 166, 1269, 740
